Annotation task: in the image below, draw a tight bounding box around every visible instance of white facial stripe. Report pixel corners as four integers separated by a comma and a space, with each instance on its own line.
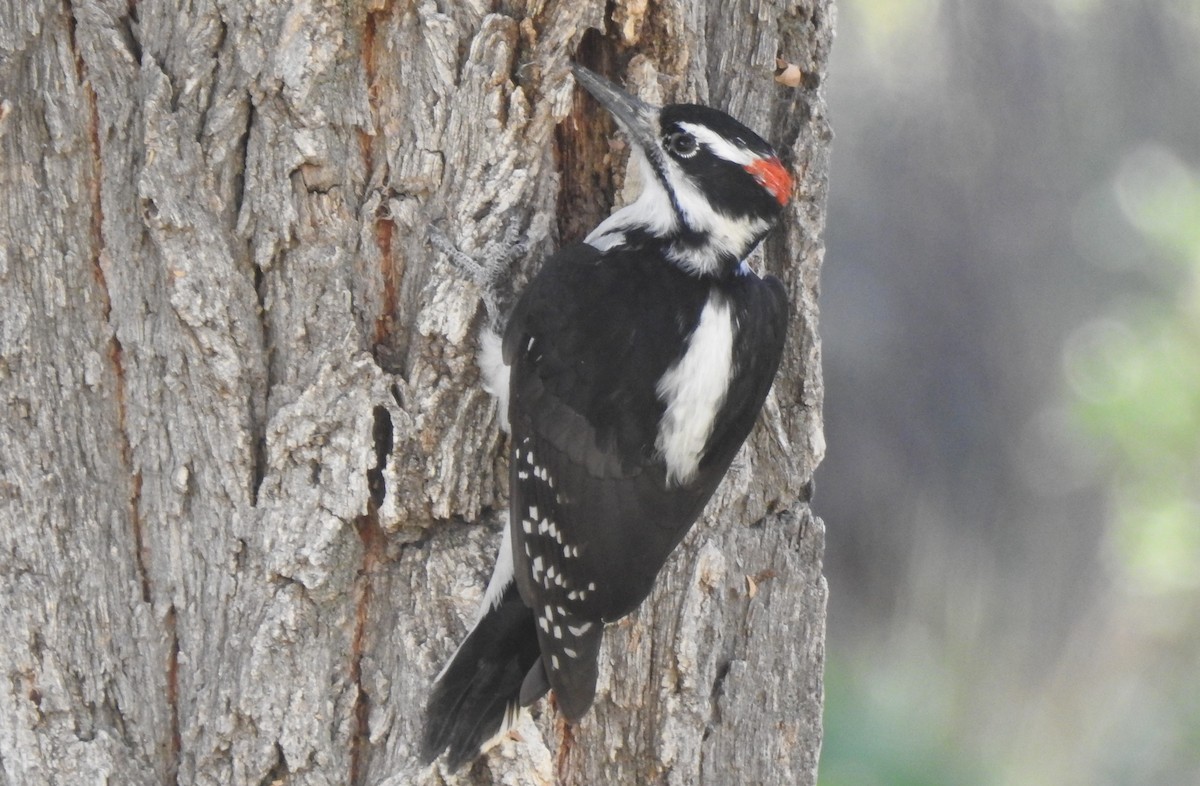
655, 293, 735, 484
676, 121, 757, 166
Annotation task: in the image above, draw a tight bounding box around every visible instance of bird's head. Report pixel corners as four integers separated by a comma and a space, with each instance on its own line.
573, 64, 793, 277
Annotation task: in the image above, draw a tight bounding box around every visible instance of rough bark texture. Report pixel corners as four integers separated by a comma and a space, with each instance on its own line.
0, 1, 832, 784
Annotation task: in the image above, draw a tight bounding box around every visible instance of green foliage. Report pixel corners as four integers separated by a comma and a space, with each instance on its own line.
821, 1, 1200, 782
1071, 148, 1200, 593
818, 658, 989, 786
852, 0, 939, 45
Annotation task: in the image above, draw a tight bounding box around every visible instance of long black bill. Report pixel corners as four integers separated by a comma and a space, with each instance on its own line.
571, 64, 660, 151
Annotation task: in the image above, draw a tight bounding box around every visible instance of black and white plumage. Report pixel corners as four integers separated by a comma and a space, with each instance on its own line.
421, 64, 792, 770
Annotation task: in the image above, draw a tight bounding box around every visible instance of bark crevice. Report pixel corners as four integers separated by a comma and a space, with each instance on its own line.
165, 605, 181, 786
350, 509, 386, 786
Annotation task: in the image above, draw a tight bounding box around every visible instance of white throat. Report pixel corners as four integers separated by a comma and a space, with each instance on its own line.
585, 149, 678, 251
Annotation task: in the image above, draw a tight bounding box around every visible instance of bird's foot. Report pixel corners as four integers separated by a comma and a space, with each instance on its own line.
427, 219, 529, 327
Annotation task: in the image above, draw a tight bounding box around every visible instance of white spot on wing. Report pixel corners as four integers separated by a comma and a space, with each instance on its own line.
655, 293, 735, 484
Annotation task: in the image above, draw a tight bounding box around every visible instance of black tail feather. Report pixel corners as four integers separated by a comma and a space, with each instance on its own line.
421, 583, 542, 770
519, 655, 551, 706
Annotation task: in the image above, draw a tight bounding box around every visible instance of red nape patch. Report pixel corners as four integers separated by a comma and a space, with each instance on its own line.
745, 157, 794, 206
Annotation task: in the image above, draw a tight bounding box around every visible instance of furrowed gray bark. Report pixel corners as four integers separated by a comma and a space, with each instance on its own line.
0, 1, 833, 784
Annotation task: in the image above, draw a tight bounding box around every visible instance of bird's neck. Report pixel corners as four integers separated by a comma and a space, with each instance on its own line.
584, 187, 767, 279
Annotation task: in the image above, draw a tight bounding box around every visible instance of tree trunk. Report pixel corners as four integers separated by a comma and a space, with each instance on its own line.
0, 1, 832, 784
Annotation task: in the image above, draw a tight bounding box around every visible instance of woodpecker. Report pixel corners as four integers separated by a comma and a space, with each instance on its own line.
421, 64, 792, 770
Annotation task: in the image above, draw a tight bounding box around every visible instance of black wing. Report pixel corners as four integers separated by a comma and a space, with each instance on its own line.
503, 243, 788, 718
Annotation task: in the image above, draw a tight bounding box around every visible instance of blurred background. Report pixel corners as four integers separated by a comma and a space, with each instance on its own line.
816, 1, 1200, 784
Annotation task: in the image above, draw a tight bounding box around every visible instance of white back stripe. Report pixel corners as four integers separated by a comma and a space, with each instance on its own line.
655, 293, 734, 484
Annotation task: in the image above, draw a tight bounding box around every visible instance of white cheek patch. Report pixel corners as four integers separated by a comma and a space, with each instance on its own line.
666, 168, 769, 273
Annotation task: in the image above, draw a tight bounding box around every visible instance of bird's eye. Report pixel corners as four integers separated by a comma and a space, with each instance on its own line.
664, 131, 699, 159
